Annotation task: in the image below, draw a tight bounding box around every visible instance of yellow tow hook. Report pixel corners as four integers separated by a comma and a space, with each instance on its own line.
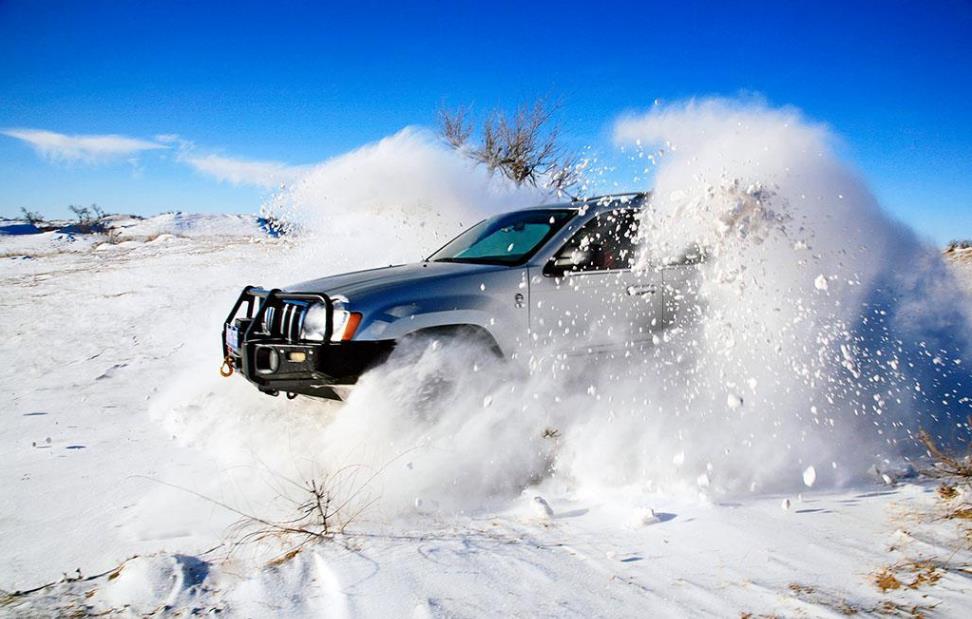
219, 355, 235, 377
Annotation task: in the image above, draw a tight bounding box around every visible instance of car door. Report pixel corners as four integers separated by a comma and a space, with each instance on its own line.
529, 208, 663, 353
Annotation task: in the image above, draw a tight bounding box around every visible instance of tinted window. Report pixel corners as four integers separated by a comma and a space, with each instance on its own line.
429, 209, 575, 266
551, 209, 640, 272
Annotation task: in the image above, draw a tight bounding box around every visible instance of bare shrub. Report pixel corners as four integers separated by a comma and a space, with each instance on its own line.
67, 203, 109, 234
438, 100, 581, 196
917, 419, 972, 482
142, 463, 383, 558
68, 204, 91, 225
919, 421, 972, 550
19, 207, 45, 226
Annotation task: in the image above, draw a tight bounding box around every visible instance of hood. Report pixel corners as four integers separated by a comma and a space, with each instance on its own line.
286, 261, 504, 299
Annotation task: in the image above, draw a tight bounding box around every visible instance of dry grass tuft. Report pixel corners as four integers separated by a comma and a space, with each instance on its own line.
266, 547, 301, 568
874, 568, 903, 592
873, 561, 942, 593
948, 508, 972, 521
782, 579, 937, 617
918, 424, 972, 547
937, 483, 958, 500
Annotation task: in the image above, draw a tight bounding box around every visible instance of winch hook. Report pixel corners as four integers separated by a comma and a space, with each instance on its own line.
219, 355, 235, 377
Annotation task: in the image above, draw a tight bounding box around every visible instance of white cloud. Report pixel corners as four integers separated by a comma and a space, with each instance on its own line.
3, 127, 306, 189
182, 153, 307, 189
1, 128, 166, 164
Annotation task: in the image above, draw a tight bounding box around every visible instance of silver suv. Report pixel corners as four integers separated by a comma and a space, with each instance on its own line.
220, 193, 701, 399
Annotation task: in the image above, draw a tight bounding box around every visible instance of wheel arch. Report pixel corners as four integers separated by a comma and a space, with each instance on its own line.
399, 323, 504, 357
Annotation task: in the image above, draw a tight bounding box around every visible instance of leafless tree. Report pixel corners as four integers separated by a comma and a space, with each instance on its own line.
438, 100, 581, 196
438, 105, 472, 150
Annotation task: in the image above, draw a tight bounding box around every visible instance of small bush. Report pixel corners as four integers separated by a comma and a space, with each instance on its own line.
918, 420, 972, 481
66, 203, 108, 234
19, 207, 45, 225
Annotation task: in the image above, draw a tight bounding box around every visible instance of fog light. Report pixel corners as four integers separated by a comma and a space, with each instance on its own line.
288, 351, 307, 363
255, 347, 280, 374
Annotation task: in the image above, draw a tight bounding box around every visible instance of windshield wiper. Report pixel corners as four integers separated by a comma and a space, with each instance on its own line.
432, 256, 516, 266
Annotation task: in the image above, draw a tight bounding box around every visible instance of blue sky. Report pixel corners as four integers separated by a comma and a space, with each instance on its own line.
1, 0, 970, 243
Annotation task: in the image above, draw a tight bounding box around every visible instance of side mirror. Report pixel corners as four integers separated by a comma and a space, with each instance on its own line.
543, 259, 566, 277
545, 247, 592, 276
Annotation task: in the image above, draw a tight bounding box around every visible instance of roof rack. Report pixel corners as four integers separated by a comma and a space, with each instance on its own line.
570, 191, 647, 203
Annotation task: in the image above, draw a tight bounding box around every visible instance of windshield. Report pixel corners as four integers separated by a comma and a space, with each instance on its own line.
428, 208, 576, 266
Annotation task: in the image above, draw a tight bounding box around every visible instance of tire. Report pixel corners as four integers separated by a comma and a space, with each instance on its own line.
390, 326, 503, 414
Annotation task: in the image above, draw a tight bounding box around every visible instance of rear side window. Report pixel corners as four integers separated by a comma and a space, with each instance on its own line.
551, 209, 641, 272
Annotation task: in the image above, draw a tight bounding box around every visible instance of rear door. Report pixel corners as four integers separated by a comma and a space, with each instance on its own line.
529, 209, 663, 352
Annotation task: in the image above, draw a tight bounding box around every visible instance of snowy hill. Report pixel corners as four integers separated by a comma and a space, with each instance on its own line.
0, 213, 269, 258
945, 246, 972, 295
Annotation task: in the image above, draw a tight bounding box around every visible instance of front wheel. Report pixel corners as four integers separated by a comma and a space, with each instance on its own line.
384, 326, 504, 414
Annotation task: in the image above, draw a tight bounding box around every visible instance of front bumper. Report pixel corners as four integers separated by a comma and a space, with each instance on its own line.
221, 286, 393, 400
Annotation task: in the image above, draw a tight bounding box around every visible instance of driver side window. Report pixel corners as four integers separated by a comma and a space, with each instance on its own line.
551, 209, 640, 273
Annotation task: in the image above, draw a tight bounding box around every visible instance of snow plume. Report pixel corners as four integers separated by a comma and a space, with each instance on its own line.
148, 127, 556, 524
589, 98, 972, 494
182, 153, 307, 189
261, 127, 549, 274
151, 106, 972, 531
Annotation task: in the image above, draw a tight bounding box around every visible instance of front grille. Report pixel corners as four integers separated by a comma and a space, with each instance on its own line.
262, 301, 308, 341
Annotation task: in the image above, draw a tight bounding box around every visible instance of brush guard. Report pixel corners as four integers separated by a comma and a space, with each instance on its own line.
220, 286, 391, 400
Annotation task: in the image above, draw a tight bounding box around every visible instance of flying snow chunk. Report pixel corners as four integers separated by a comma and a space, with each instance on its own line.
802, 465, 817, 488
727, 393, 743, 410
632, 507, 660, 526
814, 274, 829, 291
532, 496, 554, 520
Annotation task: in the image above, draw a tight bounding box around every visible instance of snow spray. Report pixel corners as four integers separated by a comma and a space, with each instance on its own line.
153, 102, 972, 521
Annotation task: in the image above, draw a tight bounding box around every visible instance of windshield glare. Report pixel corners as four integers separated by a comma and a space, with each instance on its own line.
429, 209, 575, 266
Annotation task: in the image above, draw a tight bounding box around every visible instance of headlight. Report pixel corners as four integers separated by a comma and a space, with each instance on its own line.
300, 303, 328, 341
330, 305, 352, 341
329, 301, 363, 342
299, 301, 363, 342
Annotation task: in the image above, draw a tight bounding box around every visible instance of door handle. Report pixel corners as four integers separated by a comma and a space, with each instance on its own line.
626, 284, 657, 296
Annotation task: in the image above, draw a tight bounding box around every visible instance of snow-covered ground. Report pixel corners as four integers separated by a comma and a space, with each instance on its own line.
2, 220, 970, 617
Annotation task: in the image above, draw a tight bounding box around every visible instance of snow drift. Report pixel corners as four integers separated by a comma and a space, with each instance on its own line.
151, 103, 972, 528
